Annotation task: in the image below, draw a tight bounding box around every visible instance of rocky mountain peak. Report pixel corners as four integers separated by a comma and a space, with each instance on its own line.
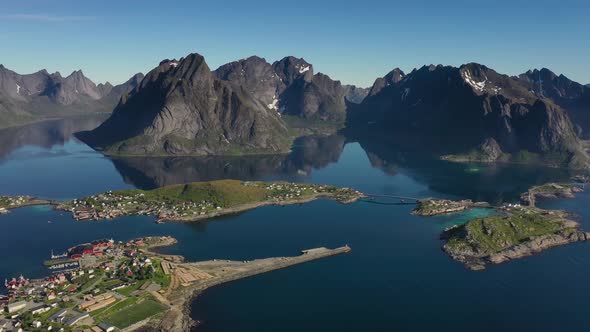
213, 56, 282, 111
356, 62, 589, 168
272, 56, 314, 85
368, 68, 405, 96
80, 51, 290, 156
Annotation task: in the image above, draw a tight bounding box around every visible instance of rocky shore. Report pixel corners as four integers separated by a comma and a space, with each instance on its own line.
132, 245, 352, 331
442, 206, 589, 270
520, 182, 584, 206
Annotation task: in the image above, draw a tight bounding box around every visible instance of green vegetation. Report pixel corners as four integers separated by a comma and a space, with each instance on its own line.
150, 259, 171, 288
445, 207, 567, 255
528, 183, 575, 196
0, 195, 34, 209
413, 199, 477, 216
91, 297, 137, 319
60, 180, 363, 222
96, 297, 166, 329
116, 280, 146, 296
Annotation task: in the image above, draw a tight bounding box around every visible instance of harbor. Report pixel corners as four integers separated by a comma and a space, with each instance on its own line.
1, 235, 351, 331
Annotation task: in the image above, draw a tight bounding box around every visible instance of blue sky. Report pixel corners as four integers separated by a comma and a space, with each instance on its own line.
1, 0, 589, 87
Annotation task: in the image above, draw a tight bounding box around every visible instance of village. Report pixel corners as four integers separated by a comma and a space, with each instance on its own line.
56, 180, 364, 223
1, 236, 174, 332
1, 234, 351, 332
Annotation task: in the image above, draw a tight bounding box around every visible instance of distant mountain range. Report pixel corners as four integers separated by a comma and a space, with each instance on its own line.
0, 65, 143, 128
2, 52, 589, 168
78, 53, 367, 156
351, 64, 590, 168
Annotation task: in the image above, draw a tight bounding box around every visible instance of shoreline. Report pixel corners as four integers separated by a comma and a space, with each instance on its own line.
54, 180, 365, 224
164, 193, 363, 223
1, 236, 350, 332
136, 245, 352, 331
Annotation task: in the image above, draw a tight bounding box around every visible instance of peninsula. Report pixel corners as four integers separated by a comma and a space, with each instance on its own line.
520, 182, 584, 206
56, 180, 365, 222
0, 195, 51, 214
1, 236, 350, 331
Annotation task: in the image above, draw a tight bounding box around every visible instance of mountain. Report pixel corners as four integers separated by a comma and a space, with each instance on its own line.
214, 55, 366, 124
352, 63, 589, 168
515, 68, 590, 137
367, 68, 405, 97
0, 64, 143, 128
78, 54, 291, 156
342, 85, 369, 104
79, 53, 365, 156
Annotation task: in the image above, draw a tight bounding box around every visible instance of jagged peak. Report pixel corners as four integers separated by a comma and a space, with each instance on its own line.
66, 69, 87, 79
158, 53, 206, 69
237, 55, 267, 63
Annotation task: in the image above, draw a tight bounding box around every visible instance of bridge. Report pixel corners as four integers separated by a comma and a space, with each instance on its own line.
361, 194, 421, 205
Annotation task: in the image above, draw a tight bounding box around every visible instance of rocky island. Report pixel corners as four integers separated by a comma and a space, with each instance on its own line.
412, 198, 490, 216
520, 182, 584, 206
441, 204, 589, 270
1, 236, 350, 331
57, 180, 364, 223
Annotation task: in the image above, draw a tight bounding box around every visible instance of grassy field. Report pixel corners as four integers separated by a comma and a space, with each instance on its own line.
151, 259, 171, 288
141, 180, 270, 206
116, 280, 146, 296
91, 297, 138, 319
528, 182, 575, 195
99, 298, 167, 328
445, 208, 567, 255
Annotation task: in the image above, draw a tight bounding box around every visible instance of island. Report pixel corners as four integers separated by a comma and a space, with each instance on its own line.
0, 195, 51, 214
441, 204, 590, 270
412, 198, 489, 216
519, 182, 584, 206
56, 180, 365, 223
1, 236, 351, 331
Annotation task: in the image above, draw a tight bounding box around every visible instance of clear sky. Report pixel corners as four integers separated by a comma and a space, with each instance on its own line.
1, 0, 588, 87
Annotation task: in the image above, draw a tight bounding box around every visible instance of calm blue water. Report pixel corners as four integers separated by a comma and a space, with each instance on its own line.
0, 117, 588, 332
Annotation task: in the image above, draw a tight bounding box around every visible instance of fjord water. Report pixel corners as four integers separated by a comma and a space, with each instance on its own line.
1, 117, 589, 332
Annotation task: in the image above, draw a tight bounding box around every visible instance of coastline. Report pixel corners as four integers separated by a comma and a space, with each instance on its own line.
54, 180, 366, 224
164, 193, 363, 223
135, 245, 352, 331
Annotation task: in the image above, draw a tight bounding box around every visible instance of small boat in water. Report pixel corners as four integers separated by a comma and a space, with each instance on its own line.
47, 220, 53, 224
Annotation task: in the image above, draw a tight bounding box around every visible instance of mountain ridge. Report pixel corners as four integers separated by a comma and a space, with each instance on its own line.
0, 64, 143, 128
78, 52, 368, 156
351, 62, 590, 168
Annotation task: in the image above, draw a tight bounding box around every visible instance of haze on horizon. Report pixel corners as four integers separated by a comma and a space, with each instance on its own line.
1, 0, 589, 87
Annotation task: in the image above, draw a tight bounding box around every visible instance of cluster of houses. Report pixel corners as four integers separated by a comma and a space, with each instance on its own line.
262, 182, 319, 200
62, 191, 222, 222
68, 239, 114, 259
414, 199, 474, 216
0, 196, 33, 214
0, 237, 173, 332
260, 182, 361, 203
